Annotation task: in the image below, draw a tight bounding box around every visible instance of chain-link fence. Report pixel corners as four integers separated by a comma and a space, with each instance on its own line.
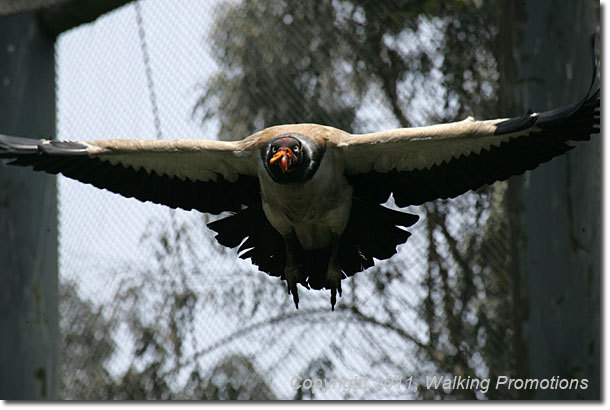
52, 0, 598, 400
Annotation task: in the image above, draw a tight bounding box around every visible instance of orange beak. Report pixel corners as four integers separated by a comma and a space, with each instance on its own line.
269, 148, 295, 174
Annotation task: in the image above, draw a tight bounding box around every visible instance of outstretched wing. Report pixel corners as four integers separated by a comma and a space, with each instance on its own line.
0, 136, 261, 214
339, 89, 600, 206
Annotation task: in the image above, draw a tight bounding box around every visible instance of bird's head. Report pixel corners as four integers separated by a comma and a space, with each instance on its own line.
262, 133, 324, 183
269, 136, 301, 174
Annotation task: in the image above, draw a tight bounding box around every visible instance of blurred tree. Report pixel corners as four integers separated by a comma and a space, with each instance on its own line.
185, 354, 276, 400
60, 281, 115, 399
292, 357, 334, 400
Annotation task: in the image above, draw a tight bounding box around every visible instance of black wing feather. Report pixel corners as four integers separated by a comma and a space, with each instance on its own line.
0, 136, 261, 214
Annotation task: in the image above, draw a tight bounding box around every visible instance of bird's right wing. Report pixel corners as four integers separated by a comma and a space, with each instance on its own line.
0, 136, 261, 214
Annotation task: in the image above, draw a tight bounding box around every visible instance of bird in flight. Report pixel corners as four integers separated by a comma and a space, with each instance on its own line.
0, 87, 599, 310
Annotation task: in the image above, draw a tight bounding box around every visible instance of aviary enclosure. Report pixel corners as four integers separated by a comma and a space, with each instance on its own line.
0, 0, 600, 400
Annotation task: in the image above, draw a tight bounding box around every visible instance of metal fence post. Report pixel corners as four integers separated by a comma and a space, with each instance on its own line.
503, 0, 600, 400
0, 13, 58, 400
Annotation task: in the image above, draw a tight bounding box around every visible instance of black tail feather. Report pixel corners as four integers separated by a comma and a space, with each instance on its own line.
208, 204, 286, 278
208, 199, 419, 291
338, 198, 418, 278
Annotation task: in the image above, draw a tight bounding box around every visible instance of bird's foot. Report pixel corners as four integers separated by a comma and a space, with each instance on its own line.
326, 268, 343, 311
285, 265, 301, 309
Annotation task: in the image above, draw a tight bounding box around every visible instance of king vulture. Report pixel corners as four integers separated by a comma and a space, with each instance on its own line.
0, 87, 600, 309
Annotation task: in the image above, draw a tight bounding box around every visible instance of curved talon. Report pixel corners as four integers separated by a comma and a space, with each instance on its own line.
329, 278, 342, 311
287, 278, 300, 309
292, 292, 299, 310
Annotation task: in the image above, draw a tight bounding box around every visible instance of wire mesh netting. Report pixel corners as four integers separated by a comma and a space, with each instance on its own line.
54, 0, 544, 400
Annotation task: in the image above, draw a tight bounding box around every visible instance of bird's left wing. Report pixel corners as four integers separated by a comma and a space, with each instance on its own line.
338, 89, 600, 206
0, 136, 261, 214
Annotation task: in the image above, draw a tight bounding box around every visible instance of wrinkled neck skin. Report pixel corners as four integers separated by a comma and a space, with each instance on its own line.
261, 133, 326, 184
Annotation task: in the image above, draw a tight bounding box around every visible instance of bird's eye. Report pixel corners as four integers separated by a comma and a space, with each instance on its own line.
293, 145, 299, 152
272, 146, 277, 153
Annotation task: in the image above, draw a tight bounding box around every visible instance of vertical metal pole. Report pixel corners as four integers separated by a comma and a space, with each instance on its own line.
0, 13, 58, 399
503, 0, 600, 400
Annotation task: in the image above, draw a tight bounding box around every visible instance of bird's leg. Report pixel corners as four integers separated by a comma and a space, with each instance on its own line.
284, 233, 304, 309
326, 233, 343, 310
